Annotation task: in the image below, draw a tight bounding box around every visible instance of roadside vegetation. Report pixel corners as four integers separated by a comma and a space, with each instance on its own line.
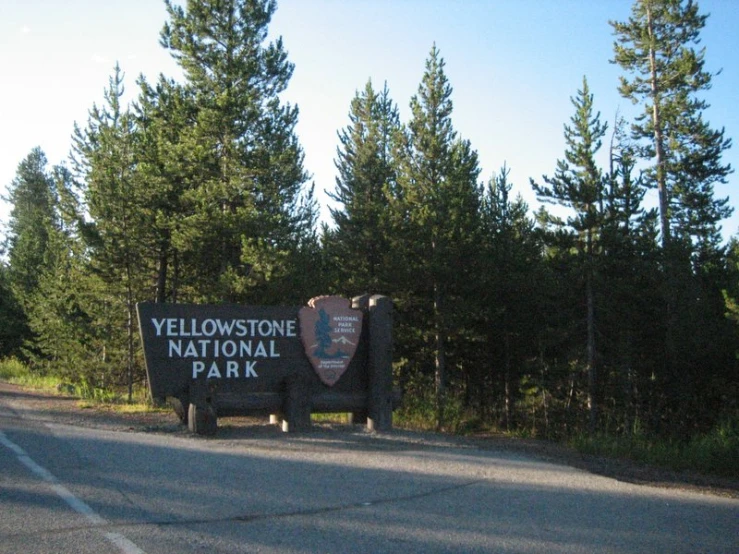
571, 424, 739, 479
3, 356, 737, 479
2, 0, 738, 483
0, 357, 154, 409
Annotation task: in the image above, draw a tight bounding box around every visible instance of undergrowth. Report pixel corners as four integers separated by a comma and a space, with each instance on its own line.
4, 356, 737, 478
571, 420, 739, 478
0, 357, 154, 409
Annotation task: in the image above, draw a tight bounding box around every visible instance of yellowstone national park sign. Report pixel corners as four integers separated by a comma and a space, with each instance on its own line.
298, 296, 363, 386
137, 295, 393, 435
137, 297, 364, 397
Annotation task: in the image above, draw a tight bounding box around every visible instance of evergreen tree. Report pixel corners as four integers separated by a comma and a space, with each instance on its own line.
599, 117, 663, 434
2, 148, 59, 358
612, 1, 735, 435
134, 75, 197, 303
393, 45, 482, 428
611, 0, 733, 254
12, 161, 114, 384
0, 261, 26, 357
327, 80, 400, 295
477, 165, 545, 430
159, 0, 318, 304
71, 65, 150, 400
531, 77, 607, 433
3, 148, 57, 304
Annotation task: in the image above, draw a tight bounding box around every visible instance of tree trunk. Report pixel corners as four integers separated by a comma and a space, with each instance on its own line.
586, 269, 597, 434
586, 227, 597, 434
647, 5, 670, 248
156, 239, 169, 303
126, 275, 135, 404
504, 331, 512, 432
434, 281, 446, 430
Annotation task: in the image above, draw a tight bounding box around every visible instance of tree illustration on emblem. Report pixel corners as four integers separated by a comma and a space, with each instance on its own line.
313, 308, 333, 358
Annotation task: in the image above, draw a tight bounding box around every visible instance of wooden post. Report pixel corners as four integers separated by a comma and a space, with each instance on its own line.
367, 295, 393, 432
281, 371, 312, 432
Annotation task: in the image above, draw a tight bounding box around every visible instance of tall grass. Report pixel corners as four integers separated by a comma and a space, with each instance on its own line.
0, 358, 60, 390
0, 357, 152, 406
571, 420, 739, 478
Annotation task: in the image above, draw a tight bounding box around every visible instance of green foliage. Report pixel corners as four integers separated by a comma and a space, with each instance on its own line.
472, 165, 546, 430
390, 44, 483, 429
71, 65, 151, 401
0, 358, 157, 408
572, 417, 739, 478
0, 0, 736, 477
0, 358, 29, 381
393, 366, 469, 433
0, 263, 27, 357
611, 0, 733, 252
159, 0, 318, 304
609, 0, 737, 436
70, 377, 120, 403
327, 80, 400, 296
532, 76, 608, 433
1, 148, 60, 355
3, 147, 57, 302
0, 358, 59, 390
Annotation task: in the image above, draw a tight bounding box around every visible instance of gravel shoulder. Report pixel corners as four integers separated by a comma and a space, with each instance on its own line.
2, 380, 737, 499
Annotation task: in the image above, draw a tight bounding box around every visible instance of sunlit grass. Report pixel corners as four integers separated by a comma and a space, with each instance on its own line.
0, 357, 161, 414
0, 358, 60, 391
311, 412, 352, 424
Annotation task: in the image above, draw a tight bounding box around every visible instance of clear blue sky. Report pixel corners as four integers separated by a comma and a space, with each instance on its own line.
2, 0, 737, 240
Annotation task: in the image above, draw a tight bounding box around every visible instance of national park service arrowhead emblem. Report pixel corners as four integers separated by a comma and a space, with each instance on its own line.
299, 296, 363, 386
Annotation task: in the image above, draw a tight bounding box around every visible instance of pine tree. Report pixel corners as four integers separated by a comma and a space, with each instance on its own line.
327, 80, 400, 295
71, 65, 150, 400
612, 1, 735, 435
0, 261, 26, 357
611, 0, 733, 255
3, 148, 57, 304
477, 165, 545, 429
531, 76, 607, 433
134, 75, 197, 303
393, 45, 482, 429
599, 117, 662, 434
159, 0, 317, 304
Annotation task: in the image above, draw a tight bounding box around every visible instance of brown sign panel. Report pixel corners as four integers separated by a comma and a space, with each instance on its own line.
136, 302, 306, 400
299, 296, 363, 386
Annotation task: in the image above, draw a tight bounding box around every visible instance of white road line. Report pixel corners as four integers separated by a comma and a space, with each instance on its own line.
0, 430, 147, 554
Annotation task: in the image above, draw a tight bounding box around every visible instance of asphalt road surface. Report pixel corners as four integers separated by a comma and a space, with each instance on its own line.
1, 391, 737, 554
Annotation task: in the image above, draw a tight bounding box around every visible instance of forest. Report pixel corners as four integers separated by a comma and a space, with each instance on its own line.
1, 0, 737, 446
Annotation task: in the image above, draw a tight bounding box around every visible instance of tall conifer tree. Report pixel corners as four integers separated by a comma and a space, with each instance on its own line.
532, 77, 607, 433
134, 75, 197, 303
611, 0, 732, 255
394, 45, 482, 429
71, 65, 149, 400
478, 165, 544, 429
612, 1, 735, 434
4, 148, 57, 304
159, 0, 317, 303
328, 80, 400, 294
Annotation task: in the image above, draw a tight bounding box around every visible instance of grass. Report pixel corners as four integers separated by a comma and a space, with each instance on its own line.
0, 358, 60, 390
311, 412, 353, 424
0, 357, 162, 414
4, 357, 737, 479
571, 422, 739, 479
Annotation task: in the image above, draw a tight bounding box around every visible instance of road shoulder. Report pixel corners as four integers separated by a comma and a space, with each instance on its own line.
1, 380, 737, 499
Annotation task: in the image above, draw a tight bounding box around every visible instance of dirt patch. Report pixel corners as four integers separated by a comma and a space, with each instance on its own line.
1, 381, 737, 498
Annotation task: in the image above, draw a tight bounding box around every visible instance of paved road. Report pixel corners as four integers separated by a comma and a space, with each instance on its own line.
1, 393, 737, 554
